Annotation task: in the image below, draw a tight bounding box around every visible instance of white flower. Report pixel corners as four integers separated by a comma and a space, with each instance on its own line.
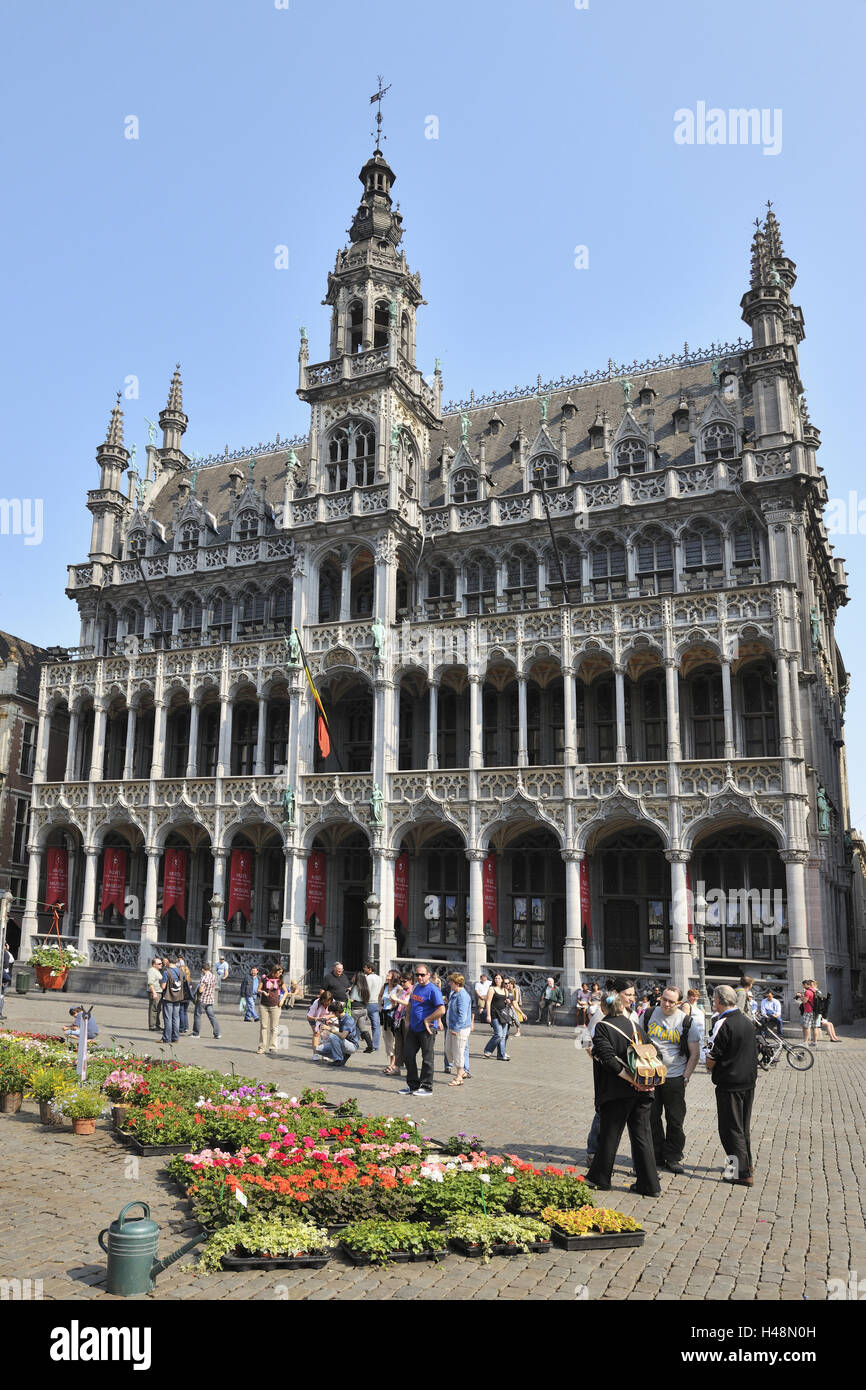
503, 1166, 514, 1175
479, 1174, 491, 1184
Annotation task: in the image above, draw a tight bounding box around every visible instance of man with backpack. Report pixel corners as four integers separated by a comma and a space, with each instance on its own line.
643, 984, 700, 1175
796, 979, 827, 1046
160, 956, 186, 1043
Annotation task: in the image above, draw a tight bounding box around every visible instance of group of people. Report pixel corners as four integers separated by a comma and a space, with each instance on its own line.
146, 954, 230, 1043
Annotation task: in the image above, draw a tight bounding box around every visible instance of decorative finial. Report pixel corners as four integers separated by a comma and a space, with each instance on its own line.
248, 456, 257, 481
369, 75, 391, 149
105, 392, 125, 448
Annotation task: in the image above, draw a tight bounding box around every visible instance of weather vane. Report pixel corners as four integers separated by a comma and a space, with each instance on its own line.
370, 75, 391, 149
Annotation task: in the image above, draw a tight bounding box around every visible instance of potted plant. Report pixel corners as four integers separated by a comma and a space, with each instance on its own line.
0, 1046, 31, 1112
55, 1085, 108, 1135
447, 1212, 552, 1261
299, 1086, 328, 1107
101, 1069, 147, 1129
333, 1096, 362, 1120
339, 1219, 449, 1266
441, 1133, 485, 1156
507, 1169, 593, 1216
28, 944, 85, 991
26, 1064, 71, 1124
123, 1099, 201, 1155
415, 1169, 510, 1225
199, 1216, 334, 1272
540, 1204, 644, 1251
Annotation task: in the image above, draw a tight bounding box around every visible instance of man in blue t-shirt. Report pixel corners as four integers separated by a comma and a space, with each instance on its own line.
399, 965, 445, 1097
316, 1001, 360, 1065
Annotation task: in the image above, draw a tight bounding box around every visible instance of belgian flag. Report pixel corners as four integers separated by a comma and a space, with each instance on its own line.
294, 629, 333, 761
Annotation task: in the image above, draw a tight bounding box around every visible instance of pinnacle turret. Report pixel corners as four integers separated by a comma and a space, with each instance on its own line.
158, 362, 189, 463
167, 363, 183, 413
105, 391, 125, 448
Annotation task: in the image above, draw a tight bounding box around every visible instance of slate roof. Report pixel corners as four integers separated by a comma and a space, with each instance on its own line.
0, 630, 53, 700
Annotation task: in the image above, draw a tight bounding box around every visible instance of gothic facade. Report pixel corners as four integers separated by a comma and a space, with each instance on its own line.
20, 144, 858, 1012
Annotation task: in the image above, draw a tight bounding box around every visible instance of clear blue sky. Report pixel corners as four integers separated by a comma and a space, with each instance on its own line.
1, 0, 864, 817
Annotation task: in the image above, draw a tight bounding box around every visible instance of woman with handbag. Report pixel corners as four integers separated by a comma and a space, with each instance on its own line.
384, 974, 413, 1075
585, 992, 662, 1197
483, 972, 511, 1061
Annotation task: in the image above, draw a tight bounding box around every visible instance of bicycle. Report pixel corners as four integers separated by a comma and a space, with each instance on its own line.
755, 1019, 814, 1071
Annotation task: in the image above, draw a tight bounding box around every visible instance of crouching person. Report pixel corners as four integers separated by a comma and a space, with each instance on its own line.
315, 1001, 359, 1066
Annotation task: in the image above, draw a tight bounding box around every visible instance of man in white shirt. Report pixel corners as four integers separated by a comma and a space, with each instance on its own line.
474, 972, 491, 1021
643, 985, 701, 1175
759, 990, 783, 1037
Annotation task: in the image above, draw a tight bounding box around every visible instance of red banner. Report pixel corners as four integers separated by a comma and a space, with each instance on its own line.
162, 848, 187, 920
100, 847, 127, 916
580, 858, 592, 940
45, 848, 68, 906
394, 851, 409, 926
305, 850, 326, 926
227, 849, 253, 922
482, 852, 498, 936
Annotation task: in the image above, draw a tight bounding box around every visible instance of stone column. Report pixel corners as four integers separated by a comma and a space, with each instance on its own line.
776, 652, 794, 759
137, 848, 162, 970
374, 847, 398, 971
427, 681, 439, 770
517, 673, 528, 768
211, 848, 228, 955
667, 850, 694, 998
788, 654, 803, 758
664, 658, 681, 761
614, 665, 628, 764
123, 705, 137, 780
283, 847, 307, 982
782, 849, 813, 1006
254, 694, 268, 776
150, 699, 168, 780
19, 844, 43, 960
721, 657, 735, 759
562, 667, 577, 764
89, 704, 107, 782
33, 708, 51, 784
468, 674, 483, 770
65, 708, 80, 781
217, 694, 232, 777
339, 550, 352, 623
562, 849, 586, 998
466, 849, 488, 982
77, 845, 100, 955
186, 699, 199, 778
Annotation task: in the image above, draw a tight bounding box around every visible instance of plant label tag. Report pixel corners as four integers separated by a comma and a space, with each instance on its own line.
235, 1187, 248, 1207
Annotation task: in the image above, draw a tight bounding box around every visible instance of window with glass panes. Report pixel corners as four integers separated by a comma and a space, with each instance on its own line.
637, 675, 667, 760
165, 708, 190, 777
694, 831, 787, 960
198, 706, 219, 776
12, 797, 28, 864
598, 831, 670, 955
591, 541, 626, 599
19, 722, 36, 778
345, 698, 373, 771
702, 423, 737, 460
682, 524, 723, 572
437, 687, 461, 769
237, 589, 266, 635
689, 669, 724, 757
504, 551, 538, 606
231, 703, 258, 775
509, 840, 564, 950
464, 558, 496, 615
266, 702, 289, 772
636, 533, 674, 594
132, 707, 153, 779
482, 688, 501, 766
425, 839, 467, 946
740, 666, 778, 757
592, 676, 616, 762
263, 848, 283, 932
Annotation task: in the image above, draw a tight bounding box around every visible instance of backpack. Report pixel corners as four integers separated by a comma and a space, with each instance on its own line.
164, 968, 184, 1003
643, 1007, 694, 1057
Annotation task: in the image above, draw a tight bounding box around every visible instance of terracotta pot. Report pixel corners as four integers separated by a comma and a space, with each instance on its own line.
35, 965, 69, 991
71, 1117, 96, 1135
39, 1100, 56, 1125
111, 1104, 131, 1130
0, 1092, 23, 1114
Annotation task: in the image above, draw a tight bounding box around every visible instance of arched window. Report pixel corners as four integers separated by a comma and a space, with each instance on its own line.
101, 607, 118, 655
178, 594, 202, 644
635, 529, 674, 595
464, 557, 496, 615
451, 468, 479, 504
347, 299, 364, 354
426, 562, 456, 616
178, 522, 198, 552
740, 664, 778, 757
547, 544, 582, 599
590, 538, 627, 598
702, 422, 737, 461
129, 531, 146, 559
208, 590, 232, 641
688, 667, 724, 758
121, 605, 145, 638
373, 300, 390, 349
732, 523, 760, 568
328, 422, 376, 491
615, 438, 648, 474
396, 429, 417, 496
350, 555, 374, 618
682, 521, 723, 571
504, 550, 538, 606
530, 454, 559, 489
236, 510, 259, 542
237, 588, 266, 636
318, 558, 341, 622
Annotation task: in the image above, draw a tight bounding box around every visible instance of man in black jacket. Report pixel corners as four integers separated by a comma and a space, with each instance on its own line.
323, 961, 349, 1004
706, 984, 758, 1187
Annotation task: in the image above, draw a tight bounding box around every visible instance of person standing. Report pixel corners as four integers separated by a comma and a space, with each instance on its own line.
191, 963, 222, 1039
324, 961, 349, 1004
735, 975, 756, 1019
384, 973, 412, 1076
215, 955, 229, 994
643, 985, 700, 1175
362, 961, 383, 1051
585, 993, 661, 1197
257, 960, 284, 1055
176, 953, 192, 1034
240, 964, 260, 1022
585, 980, 637, 1160
474, 972, 491, 1022
539, 976, 564, 1027
399, 964, 445, 1097
160, 956, 184, 1043
349, 970, 375, 1053
146, 956, 163, 1031
445, 972, 473, 1085
759, 990, 783, 1038
706, 984, 758, 1187
482, 972, 511, 1061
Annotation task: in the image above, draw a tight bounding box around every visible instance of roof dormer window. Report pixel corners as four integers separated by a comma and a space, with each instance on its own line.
236, 510, 259, 541
178, 522, 198, 552
530, 454, 559, 490
451, 468, 479, 504
129, 532, 146, 559
615, 438, 648, 474
702, 422, 737, 461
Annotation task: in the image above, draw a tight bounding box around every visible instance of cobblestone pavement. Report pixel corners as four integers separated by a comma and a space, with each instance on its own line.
1, 991, 864, 1302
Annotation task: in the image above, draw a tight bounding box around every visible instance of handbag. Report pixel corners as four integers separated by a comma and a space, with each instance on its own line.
626, 1024, 667, 1090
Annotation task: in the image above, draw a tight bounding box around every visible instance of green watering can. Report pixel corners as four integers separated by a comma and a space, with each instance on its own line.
98, 1202, 206, 1296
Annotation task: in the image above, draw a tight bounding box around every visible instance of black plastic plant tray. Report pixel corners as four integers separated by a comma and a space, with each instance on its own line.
550, 1227, 645, 1251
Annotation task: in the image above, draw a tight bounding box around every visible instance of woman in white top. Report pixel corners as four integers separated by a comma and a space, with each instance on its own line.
306, 989, 337, 1053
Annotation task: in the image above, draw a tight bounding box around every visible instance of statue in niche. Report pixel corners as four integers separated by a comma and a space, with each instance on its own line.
370, 783, 384, 825
371, 618, 386, 659
281, 787, 296, 826
810, 607, 821, 652
816, 785, 830, 836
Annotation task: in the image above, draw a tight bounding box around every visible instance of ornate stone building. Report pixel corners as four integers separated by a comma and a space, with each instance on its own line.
20, 143, 859, 1011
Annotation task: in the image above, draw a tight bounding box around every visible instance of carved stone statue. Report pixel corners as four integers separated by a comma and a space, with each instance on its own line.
816, 785, 831, 836
370, 783, 384, 825
248, 456, 257, 481
388, 299, 398, 324
810, 606, 821, 652
144, 417, 158, 446
285, 629, 300, 666
135, 477, 146, 508
434, 357, 441, 373
281, 786, 296, 826
539, 393, 550, 422
371, 618, 386, 658
622, 379, 632, 405
390, 422, 401, 452
711, 357, 720, 388
460, 412, 470, 441
129, 443, 137, 469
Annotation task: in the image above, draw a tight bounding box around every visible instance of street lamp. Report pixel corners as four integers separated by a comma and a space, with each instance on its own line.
693, 888, 710, 1015
208, 893, 224, 968
365, 892, 380, 970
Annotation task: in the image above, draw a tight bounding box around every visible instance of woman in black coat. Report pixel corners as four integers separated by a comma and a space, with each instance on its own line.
585, 993, 661, 1197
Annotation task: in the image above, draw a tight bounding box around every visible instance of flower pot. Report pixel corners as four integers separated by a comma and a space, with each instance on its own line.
71, 1117, 97, 1135
35, 965, 69, 991
111, 1104, 132, 1130
39, 1100, 56, 1125
1, 1092, 24, 1114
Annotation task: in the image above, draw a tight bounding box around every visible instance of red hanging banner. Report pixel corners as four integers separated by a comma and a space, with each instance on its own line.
162, 848, 187, 921
227, 849, 253, 922
45, 847, 68, 906
482, 852, 498, 936
394, 851, 409, 926
100, 847, 127, 916
305, 850, 327, 925
579, 858, 592, 940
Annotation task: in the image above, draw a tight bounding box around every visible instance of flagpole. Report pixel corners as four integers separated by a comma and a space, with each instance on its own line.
293, 628, 344, 773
